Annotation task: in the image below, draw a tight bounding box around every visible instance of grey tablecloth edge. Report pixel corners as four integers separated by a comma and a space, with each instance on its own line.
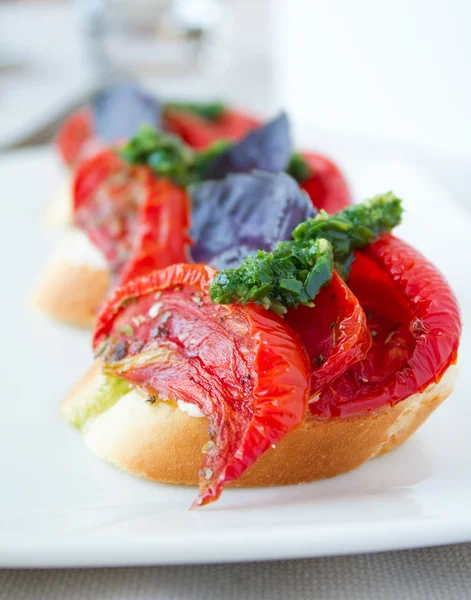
1, 542, 470, 600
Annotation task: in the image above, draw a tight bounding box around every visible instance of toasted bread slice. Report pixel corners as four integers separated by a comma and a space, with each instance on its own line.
62, 361, 458, 487
33, 230, 110, 327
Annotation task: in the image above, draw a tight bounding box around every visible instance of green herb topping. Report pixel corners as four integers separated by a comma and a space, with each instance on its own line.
64, 375, 132, 429
209, 193, 403, 314
164, 101, 226, 122
120, 126, 195, 186
120, 125, 231, 187
286, 153, 311, 182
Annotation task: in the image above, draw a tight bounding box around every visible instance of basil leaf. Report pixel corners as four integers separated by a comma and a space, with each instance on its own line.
202, 113, 292, 180
189, 171, 316, 267
93, 82, 161, 142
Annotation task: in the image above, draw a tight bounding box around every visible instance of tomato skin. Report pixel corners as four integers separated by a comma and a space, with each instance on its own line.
73, 149, 122, 213
93, 264, 310, 506
162, 108, 260, 149
73, 149, 191, 286
215, 110, 261, 140
285, 272, 371, 396
311, 234, 461, 418
57, 106, 259, 163
56, 109, 94, 167
300, 152, 352, 213
93, 263, 216, 342
120, 177, 191, 284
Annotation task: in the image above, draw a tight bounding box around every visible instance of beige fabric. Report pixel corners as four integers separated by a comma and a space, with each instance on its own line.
1, 543, 470, 599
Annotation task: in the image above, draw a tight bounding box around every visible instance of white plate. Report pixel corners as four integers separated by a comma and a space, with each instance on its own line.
1, 141, 470, 568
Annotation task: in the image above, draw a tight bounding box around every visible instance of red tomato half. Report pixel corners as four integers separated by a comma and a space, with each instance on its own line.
163, 108, 260, 150
215, 109, 261, 140
73, 150, 191, 285
93, 264, 310, 507
56, 109, 94, 167
311, 235, 461, 418
285, 272, 371, 396
300, 152, 352, 213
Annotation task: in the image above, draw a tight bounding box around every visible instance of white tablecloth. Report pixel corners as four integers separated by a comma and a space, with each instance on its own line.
1, 544, 470, 599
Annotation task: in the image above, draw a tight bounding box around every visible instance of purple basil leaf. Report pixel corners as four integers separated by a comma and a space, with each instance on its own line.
190, 171, 316, 267
203, 113, 292, 180
92, 82, 161, 142
209, 246, 259, 271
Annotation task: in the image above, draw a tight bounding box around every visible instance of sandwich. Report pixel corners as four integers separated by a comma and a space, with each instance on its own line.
61, 188, 461, 507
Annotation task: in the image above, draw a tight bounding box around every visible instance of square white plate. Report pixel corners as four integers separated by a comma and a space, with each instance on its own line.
1, 138, 470, 568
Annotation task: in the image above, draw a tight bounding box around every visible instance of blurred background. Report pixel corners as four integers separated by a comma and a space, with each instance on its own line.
0, 0, 470, 157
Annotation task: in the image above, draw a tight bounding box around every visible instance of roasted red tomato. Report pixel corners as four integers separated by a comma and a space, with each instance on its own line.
73, 150, 191, 285
311, 235, 461, 418
56, 109, 94, 167
285, 272, 371, 396
215, 110, 261, 141
300, 152, 352, 213
163, 108, 260, 150
93, 264, 310, 506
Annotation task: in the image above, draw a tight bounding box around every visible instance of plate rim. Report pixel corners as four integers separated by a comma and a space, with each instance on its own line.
2, 515, 471, 567
1, 144, 470, 568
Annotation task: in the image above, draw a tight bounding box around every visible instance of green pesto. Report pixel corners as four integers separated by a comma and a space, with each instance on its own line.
120, 126, 231, 187
209, 193, 403, 314
164, 101, 226, 122
66, 375, 132, 429
120, 126, 195, 186
286, 153, 311, 183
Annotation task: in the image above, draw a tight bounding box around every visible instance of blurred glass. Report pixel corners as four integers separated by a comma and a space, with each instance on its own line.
74, 0, 228, 81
